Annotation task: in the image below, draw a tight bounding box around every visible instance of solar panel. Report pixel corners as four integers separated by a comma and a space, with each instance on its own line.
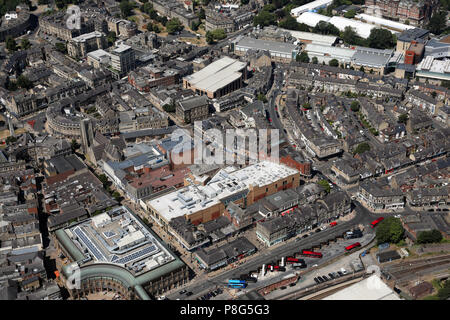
73, 227, 106, 261
114, 245, 159, 265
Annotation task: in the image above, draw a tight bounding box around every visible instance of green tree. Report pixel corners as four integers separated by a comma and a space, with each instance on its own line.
16, 75, 32, 89
313, 21, 340, 36
120, 0, 134, 18
98, 174, 109, 188
107, 31, 117, 46
398, 113, 408, 124
350, 100, 360, 112
367, 28, 395, 49
163, 103, 176, 113
296, 51, 310, 63
21, 38, 31, 50
257, 93, 268, 103
205, 31, 214, 44
253, 10, 277, 27
6, 36, 17, 52
55, 42, 67, 53
312, 56, 318, 64
210, 29, 226, 41
417, 230, 443, 244
427, 11, 447, 35
278, 15, 301, 30
71, 139, 80, 152
343, 9, 356, 18
166, 18, 184, 34
354, 142, 370, 154
318, 179, 331, 193
341, 26, 365, 46
329, 59, 339, 67
376, 217, 405, 245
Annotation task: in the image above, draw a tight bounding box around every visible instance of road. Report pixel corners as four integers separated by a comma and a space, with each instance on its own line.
167, 202, 380, 300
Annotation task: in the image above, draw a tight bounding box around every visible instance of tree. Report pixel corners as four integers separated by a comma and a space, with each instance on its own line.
376, 217, 405, 245
341, 26, 364, 46
313, 21, 340, 36
55, 42, 67, 54
163, 103, 176, 113
350, 100, 360, 112
107, 31, 117, 46
191, 20, 201, 31
278, 15, 301, 31
367, 28, 395, 49
398, 113, 408, 124
205, 31, 214, 44
21, 38, 31, 50
98, 174, 109, 188
318, 179, 331, 193
166, 18, 184, 34
329, 59, 339, 67
343, 9, 356, 19
417, 230, 443, 244
16, 75, 32, 89
253, 10, 277, 27
71, 139, 80, 152
198, 8, 206, 20
210, 29, 226, 41
427, 11, 447, 35
296, 51, 310, 63
120, 0, 134, 18
257, 94, 267, 103
312, 56, 318, 64
6, 36, 17, 52
354, 142, 370, 154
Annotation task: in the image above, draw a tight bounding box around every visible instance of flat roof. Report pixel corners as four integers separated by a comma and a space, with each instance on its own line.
71, 31, 104, 42
183, 57, 246, 93
280, 29, 337, 46
323, 274, 401, 300
356, 13, 415, 31
147, 161, 299, 222
291, 0, 333, 16
234, 36, 299, 55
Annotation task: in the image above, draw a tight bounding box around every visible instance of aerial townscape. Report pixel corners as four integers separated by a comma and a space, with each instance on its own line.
0, 0, 449, 305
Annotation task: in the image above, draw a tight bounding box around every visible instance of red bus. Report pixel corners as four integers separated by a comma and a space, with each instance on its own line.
345, 242, 361, 251
300, 250, 322, 258
371, 217, 384, 228
286, 257, 306, 264
329, 221, 337, 227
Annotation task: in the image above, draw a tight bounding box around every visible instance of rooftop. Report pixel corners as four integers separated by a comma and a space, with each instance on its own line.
147, 161, 299, 222
183, 57, 246, 93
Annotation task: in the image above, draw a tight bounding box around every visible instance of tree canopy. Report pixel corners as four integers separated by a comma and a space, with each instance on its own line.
354, 142, 370, 154
367, 28, 396, 49
427, 11, 448, 35
398, 113, 408, 124
417, 230, 443, 244
296, 51, 310, 63
329, 59, 339, 67
166, 18, 184, 34
318, 179, 331, 193
376, 217, 405, 245
253, 9, 277, 27
350, 100, 360, 112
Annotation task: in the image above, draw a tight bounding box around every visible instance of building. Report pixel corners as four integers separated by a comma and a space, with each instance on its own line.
356, 13, 415, 32
358, 182, 405, 210
0, 7, 32, 42
425, 35, 450, 59
232, 36, 300, 63
396, 28, 430, 53
290, 0, 334, 16
52, 206, 188, 299
365, 0, 439, 26
376, 250, 401, 263
67, 31, 107, 59
415, 56, 450, 85
401, 213, 450, 241
183, 57, 247, 99
409, 282, 433, 299
194, 237, 256, 271
145, 161, 301, 231
110, 43, 136, 79
176, 95, 209, 124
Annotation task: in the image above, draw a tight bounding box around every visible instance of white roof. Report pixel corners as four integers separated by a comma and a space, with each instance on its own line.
87, 49, 112, 61
280, 29, 337, 46
328, 16, 376, 38
183, 57, 246, 93
323, 274, 401, 300
356, 14, 415, 32
296, 12, 330, 28
112, 43, 132, 54
305, 43, 356, 61
116, 230, 145, 249
91, 212, 111, 228
71, 31, 104, 43
290, 0, 333, 16
148, 161, 299, 222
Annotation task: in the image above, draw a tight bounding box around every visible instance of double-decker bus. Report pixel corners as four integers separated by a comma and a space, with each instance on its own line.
286, 257, 306, 264
345, 242, 361, 251
300, 250, 322, 258
228, 279, 247, 288
329, 221, 337, 227
371, 217, 384, 228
